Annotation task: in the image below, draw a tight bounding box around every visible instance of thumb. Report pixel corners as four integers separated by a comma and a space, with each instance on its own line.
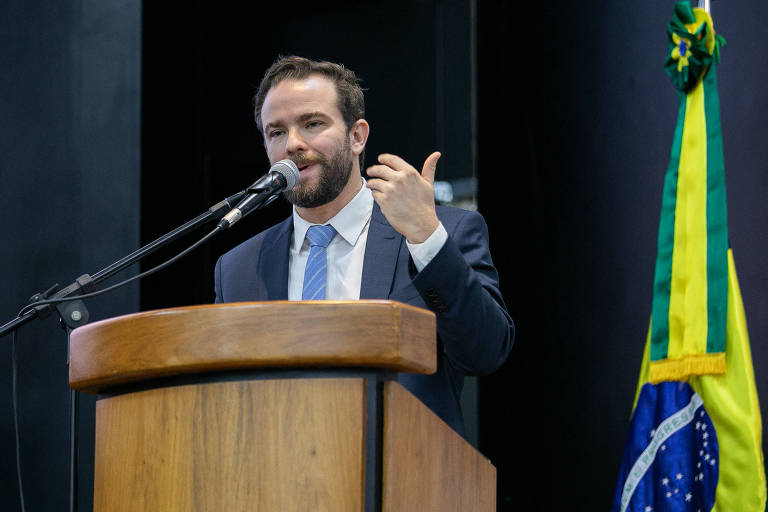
421, 151, 441, 184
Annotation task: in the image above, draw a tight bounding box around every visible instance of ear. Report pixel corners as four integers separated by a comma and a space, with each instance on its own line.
348, 119, 370, 156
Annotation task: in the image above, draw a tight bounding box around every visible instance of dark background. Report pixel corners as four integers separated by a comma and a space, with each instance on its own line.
1, 0, 766, 510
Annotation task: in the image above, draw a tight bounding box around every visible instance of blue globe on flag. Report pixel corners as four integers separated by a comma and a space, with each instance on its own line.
612, 381, 718, 511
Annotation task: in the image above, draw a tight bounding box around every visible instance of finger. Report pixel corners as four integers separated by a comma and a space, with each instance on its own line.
365, 164, 398, 181
421, 152, 441, 185
369, 188, 388, 207
370, 189, 385, 202
377, 153, 415, 173
365, 178, 393, 193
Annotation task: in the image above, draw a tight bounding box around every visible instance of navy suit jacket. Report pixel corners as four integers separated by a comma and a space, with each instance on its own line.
214, 203, 514, 435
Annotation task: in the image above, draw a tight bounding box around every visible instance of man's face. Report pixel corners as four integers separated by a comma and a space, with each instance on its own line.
260, 75, 355, 208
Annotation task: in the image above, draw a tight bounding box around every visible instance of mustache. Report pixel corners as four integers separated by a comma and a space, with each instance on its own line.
291, 154, 328, 168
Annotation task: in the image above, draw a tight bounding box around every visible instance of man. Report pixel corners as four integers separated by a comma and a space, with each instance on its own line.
214, 56, 513, 436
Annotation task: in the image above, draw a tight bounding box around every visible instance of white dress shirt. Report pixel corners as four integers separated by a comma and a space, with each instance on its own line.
288, 179, 448, 300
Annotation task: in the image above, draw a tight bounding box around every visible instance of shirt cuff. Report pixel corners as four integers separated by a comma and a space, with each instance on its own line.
406, 222, 448, 272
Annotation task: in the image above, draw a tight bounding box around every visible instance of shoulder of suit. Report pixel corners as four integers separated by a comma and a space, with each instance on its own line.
435, 205, 484, 230
220, 216, 292, 261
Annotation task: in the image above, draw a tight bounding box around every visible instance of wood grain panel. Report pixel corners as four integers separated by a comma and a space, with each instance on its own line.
381, 382, 496, 511
70, 301, 436, 392
93, 378, 366, 511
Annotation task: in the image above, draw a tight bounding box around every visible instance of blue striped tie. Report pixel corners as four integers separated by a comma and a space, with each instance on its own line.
302, 224, 337, 300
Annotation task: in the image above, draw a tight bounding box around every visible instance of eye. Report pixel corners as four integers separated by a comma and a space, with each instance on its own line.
306, 120, 324, 129
268, 129, 284, 139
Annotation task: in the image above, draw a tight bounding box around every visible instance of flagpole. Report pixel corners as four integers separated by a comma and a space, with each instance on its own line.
698, 0, 710, 14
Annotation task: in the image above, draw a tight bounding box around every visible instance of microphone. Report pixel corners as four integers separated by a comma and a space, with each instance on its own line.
218, 159, 300, 229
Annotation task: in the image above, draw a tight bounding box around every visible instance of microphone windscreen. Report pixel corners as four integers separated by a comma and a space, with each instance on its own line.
271, 159, 300, 189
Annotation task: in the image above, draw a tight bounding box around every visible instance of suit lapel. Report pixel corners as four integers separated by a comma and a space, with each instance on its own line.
259, 216, 292, 300
360, 204, 402, 299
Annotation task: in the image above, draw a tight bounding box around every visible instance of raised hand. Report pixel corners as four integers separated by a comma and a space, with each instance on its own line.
366, 152, 441, 243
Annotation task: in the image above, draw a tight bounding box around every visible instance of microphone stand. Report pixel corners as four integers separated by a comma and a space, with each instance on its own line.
0, 190, 244, 339
0, 189, 244, 512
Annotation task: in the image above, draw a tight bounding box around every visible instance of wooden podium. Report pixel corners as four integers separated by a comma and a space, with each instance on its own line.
69, 301, 496, 511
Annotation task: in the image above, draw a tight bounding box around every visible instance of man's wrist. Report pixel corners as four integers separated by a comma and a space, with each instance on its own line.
405, 216, 440, 244
406, 222, 448, 272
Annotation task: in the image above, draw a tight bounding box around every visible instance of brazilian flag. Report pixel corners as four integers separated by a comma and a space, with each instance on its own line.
611, 2, 766, 510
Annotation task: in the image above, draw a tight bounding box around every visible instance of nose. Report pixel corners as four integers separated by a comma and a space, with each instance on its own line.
285, 127, 307, 155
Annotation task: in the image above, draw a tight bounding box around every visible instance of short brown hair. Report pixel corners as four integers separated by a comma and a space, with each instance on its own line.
254, 56, 366, 168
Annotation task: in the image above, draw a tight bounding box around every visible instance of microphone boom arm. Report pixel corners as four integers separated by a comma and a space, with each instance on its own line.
0, 190, 246, 339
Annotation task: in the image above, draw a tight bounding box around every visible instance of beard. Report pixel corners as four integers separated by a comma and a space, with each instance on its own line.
282, 138, 354, 208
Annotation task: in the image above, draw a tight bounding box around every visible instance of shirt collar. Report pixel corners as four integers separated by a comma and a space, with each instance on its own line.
292, 178, 373, 250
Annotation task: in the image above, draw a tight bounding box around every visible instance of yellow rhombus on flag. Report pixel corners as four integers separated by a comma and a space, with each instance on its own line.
611, 2, 766, 511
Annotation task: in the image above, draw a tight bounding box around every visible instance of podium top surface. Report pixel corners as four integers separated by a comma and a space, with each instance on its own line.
69, 300, 436, 393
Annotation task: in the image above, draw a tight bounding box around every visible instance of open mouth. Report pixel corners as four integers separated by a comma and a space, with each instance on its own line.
298, 163, 316, 174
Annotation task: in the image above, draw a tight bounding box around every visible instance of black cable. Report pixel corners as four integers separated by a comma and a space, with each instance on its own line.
5, 214, 227, 512
12, 330, 27, 512
8, 225, 221, 511
17, 226, 222, 318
